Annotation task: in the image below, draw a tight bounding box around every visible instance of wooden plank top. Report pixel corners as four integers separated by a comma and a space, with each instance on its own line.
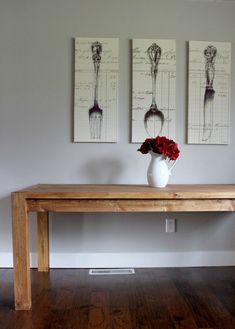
12, 184, 235, 200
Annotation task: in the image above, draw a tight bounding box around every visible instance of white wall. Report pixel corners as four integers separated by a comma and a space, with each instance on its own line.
1, 0, 235, 268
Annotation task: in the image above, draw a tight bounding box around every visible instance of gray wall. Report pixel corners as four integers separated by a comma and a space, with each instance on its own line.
1, 0, 235, 267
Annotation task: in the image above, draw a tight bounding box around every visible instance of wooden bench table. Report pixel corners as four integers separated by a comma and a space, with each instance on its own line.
11, 184, 235, 310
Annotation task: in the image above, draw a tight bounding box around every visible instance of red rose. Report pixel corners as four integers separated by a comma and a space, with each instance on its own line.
138, 135, 180, 161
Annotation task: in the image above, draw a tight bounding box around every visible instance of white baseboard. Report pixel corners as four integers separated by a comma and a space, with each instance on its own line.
1, 251, 235, 268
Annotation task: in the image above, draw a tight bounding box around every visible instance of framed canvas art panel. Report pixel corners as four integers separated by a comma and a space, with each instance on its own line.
74, 37, 119, 142
187, 41, 231, 144
132, 39, 176, 143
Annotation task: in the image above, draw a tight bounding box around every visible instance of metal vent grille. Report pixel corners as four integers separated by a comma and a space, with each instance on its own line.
89, 268, 135, 275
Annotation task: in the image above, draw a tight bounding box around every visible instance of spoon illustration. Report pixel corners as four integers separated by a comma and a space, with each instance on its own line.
202, 45, 217, 142
89, 41, 103, 139
144, 43, 164, 137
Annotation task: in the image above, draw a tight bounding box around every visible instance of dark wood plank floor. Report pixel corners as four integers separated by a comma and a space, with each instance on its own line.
1, 267, 235, 329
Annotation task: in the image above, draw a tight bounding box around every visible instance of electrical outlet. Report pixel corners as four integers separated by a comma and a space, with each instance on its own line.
165, 218, 176, 233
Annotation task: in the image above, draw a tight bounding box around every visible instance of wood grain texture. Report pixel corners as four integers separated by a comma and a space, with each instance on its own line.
11, 184, 235, 311
37, 212, 49, 272
27, 199, 235, 212
1, 267, 235, 329
11, 193, 31, 310
12, 184, 235, 200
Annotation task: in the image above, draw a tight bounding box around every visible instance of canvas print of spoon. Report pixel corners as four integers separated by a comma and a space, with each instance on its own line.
89, 41, 103, 139
202, 45, 217, 142
144, 43, 165, 137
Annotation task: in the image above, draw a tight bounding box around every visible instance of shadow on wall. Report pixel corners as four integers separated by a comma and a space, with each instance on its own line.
80, 157, 124, 184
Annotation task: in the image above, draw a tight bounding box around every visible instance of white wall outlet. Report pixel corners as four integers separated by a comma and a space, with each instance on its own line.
165, 218, 176, 233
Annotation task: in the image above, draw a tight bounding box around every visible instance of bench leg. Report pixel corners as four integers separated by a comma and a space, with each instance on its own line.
37, 212, 49, 272
12, 193, 31, 310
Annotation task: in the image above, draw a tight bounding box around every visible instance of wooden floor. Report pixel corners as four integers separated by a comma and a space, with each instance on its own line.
1, 267, 235, 329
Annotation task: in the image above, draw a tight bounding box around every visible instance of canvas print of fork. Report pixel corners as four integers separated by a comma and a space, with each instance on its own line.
188, 41, 231, 144
74, 38, 118, 142
132, 39, 176, 143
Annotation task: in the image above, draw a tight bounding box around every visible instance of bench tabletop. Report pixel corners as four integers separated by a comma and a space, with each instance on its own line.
12, 184, 235, 199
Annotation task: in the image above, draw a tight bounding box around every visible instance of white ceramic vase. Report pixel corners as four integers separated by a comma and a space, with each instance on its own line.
147, 151, 177, 188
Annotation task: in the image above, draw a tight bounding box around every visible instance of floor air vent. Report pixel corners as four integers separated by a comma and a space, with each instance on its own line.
89, 268, 135, 275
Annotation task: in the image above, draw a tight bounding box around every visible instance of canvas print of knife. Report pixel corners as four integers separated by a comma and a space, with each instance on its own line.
202, 45, 217, 142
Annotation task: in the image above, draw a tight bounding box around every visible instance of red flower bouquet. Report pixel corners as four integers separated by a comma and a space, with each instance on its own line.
138, 136, 180, 161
